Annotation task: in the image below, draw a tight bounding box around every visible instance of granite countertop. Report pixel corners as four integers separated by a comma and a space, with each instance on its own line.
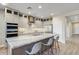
6, 33, 55, 49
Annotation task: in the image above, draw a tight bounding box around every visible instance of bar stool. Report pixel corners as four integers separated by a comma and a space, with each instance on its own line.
53, 35, 60, 54
42, 38, 53, 54
25, 42, 42, 55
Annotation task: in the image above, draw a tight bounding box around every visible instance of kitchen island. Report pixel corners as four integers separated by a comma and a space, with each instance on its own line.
6, 33, 55, 55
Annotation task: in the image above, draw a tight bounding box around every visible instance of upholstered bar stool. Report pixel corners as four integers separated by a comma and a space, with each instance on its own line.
42, 38, 53, 54
53, 34, 60, 54
25, 42, 42, 55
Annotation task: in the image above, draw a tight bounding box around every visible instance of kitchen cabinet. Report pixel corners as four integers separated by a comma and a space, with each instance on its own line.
18, 14, 28, 28
5, 9, 19, 23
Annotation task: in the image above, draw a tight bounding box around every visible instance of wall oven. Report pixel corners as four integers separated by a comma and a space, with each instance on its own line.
6, 23, 18, 38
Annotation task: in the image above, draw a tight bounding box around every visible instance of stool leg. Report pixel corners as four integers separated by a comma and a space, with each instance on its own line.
48, 49, 49, 55
57, 41, 60, 54
52, 40, 56, 54
53, 40, 60, 54
55, 40, 58, 54
53, 40, 57, 54
57, 41, 60, 49
51, 47, 53, 54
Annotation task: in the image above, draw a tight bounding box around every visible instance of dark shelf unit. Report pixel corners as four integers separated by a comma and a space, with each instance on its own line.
6, 23, 18, 38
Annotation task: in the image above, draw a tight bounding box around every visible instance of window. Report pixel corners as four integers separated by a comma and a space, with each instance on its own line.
19, 13, 23, 17
24, 15, 27, 18
14, 11, 18, 15
7, 9, 12, 14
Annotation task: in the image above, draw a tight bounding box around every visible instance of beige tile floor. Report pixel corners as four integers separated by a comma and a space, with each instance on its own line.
0, 34, 79, 55
0, 48, 7, 55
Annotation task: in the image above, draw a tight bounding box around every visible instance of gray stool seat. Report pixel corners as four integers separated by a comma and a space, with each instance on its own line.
25, 42, 42, 55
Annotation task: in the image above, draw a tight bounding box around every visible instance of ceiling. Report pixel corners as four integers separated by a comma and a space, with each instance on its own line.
1, 3, 79, 18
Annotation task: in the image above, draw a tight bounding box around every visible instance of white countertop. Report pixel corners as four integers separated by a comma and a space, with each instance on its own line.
6, 33, 55, 49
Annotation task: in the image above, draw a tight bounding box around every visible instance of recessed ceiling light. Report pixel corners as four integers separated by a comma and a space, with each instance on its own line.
1, 3, 7, 5
38, 5, 42, 9
50, 13, 54, 16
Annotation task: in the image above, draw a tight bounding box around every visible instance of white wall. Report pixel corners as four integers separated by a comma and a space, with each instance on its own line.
53, 16, 66, 43
72, 23, 79, 34
66, 22, 72, 39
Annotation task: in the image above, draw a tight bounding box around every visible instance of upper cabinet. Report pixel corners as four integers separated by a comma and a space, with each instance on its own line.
5, 8, 53, 28
5, 8, 19, 23
5, 8, 29, 28
5, 8, 28, 25
19, 14, 28, 28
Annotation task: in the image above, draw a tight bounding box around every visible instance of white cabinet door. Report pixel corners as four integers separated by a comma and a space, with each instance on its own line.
18, 17, 28, 28
6, 13, 19, 23
6, 13, 14, 23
